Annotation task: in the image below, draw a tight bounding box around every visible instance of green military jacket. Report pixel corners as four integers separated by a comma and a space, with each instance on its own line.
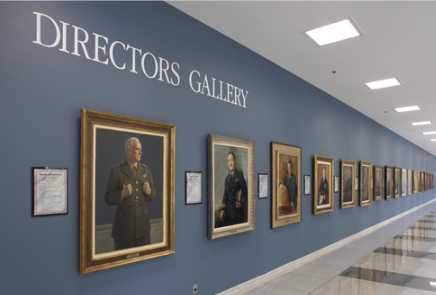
105, 162, 155, 242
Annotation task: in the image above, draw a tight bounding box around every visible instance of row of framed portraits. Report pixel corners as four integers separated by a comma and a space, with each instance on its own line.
312, 156, 434, 217
78, 109, 434, 274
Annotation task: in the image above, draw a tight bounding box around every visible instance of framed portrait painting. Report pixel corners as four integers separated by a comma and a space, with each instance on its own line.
359, 161, 372, 207
271, 143, 301, 228
340, 160, 355, 208
80, 109, 176, 274
385, 166, 394, 200
413, 170, 419, 194
373, 166, 384, 201
313, 155, 334, 215
407, 169, 412, 195
394, 167, 401, 198
401, 169, 407, 196
208, 134, 255, 239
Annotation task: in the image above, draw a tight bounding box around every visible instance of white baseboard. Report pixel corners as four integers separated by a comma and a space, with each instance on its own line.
217, 198, 436, 295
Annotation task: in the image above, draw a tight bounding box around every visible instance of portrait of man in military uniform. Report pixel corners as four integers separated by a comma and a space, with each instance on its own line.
105, 137, 155, 250
80, 110, 175, 274
93, 130, 165, 255
216, 151, 248, 228
208, 134, 255, 239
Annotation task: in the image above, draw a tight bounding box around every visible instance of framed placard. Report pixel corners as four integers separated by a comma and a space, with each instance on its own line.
334, 176, 339, 193
304, 175, 311, 196
258, 173, 269, 199
185, 171, 203, 205
32, 167, 68, 217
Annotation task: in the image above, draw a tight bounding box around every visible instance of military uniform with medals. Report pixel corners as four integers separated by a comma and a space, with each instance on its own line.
105, 162, 155, 250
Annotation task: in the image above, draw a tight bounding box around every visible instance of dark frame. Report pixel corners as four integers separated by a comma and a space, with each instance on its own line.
32, 166, 69, 217
257, 173, 269, 199
185, 171, 203, 205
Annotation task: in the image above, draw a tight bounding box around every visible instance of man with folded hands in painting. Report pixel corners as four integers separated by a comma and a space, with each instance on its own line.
217, 151, 248, 227
105, 137, 155, 250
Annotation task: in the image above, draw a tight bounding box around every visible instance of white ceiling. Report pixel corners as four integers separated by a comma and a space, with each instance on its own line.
170, 1, 436, 156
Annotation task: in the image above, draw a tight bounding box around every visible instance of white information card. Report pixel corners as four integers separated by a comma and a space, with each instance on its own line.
33, 168, 68, 216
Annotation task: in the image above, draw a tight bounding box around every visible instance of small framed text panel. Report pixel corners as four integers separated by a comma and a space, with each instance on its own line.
32, 167, 68, 217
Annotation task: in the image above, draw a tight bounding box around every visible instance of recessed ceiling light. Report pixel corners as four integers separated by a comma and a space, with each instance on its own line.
366, 78, 401, 90
305, 19, 360, 46
423, 131, 436, 135
394, 105, 420, 113
412, 121, 432, 126
431, 139, 436, 142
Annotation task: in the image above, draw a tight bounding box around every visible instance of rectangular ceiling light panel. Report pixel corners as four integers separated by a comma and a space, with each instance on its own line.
412, 121, 431, 126
306, 19, 360, 46
366, 78, 400, 90
394, 105, 420, 113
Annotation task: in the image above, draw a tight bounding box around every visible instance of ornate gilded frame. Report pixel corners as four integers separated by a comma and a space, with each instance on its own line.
271, 142, 302, 228
208, 134, 255, 239
80, 109, 176, 274
313, 155, 334, 215
340, 160, 356, 209
359, 161, 372, 207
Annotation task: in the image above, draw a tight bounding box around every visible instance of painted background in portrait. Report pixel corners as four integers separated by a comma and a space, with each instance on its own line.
213, 145, 248, 218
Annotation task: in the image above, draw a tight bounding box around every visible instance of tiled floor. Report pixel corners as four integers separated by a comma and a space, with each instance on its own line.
246, 204, 436, 295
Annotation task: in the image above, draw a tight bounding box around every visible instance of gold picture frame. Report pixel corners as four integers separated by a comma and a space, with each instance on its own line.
80, 109, 176, 274
359, 161, 372, 206
208, 134, 255, 239
373, 165, 384, 201
313, 155, 334, 215
271, 143, 301, 228
340, 160, 356, 208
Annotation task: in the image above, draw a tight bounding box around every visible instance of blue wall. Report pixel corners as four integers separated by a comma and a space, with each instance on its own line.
1, 2, 435, 295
